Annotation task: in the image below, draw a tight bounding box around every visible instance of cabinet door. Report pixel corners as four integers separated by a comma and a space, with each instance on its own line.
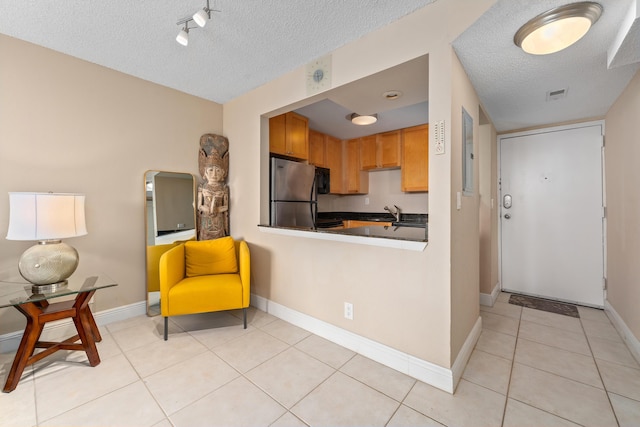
401, 124, 429, 192
359, 135, 377, 170
308, 130, 326, 167
325, 136, 344, 194
345, 139, 369, 194
378, 130, 401, 168
268, 114, 287, 156
285, 112, 309, 160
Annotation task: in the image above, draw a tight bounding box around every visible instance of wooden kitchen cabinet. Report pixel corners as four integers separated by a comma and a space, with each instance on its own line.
269, 112, 309, 160
325, 135, 344, 194
308, 129, 326, 167
345, 138, 369, 194
343, 220, 392, 228
359, 135, 378, 170
401, 124, 429, 192
378, 130, 401, 168
359, 131, 400, 170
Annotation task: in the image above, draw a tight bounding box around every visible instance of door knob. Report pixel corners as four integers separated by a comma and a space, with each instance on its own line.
504, 213, 511, 219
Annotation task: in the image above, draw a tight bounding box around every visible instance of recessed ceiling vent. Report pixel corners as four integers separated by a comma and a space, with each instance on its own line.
546, 88, 568, 101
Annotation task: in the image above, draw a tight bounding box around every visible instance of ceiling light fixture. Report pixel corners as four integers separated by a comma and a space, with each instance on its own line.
176, 25, 190, 46
514, 2, 603, 55
348, 113, 378, 125
176, 0, 217, 46
193, 0, 212, 27
382, 90, 403, 100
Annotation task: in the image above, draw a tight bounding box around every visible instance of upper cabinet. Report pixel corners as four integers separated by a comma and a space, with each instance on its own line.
345, 138, 369, 194
308, 129, 326, 167
401, 124, 429, 192
269, 112, 309, 160
378, 130, 401, 169
360, 131, 401, 170
325, 135, 344, 194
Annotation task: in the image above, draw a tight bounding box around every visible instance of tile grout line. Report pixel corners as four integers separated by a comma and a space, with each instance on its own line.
580, 312, 622, 426
500, 300, 521, 427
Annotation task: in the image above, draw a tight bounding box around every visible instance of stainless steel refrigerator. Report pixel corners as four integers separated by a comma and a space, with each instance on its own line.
270, 157, 317, 228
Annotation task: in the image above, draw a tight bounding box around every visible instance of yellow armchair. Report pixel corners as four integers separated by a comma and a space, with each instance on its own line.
159, 236, 250, 340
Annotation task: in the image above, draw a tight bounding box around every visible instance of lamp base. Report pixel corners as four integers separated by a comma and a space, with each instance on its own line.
18, 240, 79, 288
32, 280, 69, 294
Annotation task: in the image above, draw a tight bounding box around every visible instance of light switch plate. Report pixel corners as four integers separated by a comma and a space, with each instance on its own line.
434, 120, 445, 155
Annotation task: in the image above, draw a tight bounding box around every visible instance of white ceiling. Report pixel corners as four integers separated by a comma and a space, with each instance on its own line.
0, 0, 434, 104
453, 0, 640, 132
1, 0, 638, 133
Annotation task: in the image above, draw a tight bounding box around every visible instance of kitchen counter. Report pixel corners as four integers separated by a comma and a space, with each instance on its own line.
259, 211, 428, 251
321, 224, 427, 241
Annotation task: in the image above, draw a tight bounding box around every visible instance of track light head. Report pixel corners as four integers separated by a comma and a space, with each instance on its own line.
193, 8, 210, 27
176, 26, 189, 46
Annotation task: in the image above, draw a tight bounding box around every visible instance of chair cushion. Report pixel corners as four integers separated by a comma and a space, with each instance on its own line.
185, 237, 238, 277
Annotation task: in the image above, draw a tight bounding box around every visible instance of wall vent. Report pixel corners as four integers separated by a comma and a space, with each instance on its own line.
546, 88, 568, 101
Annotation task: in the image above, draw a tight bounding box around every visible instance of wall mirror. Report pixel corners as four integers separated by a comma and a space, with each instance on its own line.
145, 170, 196, 316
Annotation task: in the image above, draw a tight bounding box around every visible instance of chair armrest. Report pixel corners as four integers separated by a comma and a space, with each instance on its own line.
159, 243, 186, 315
238, 240, 251, 307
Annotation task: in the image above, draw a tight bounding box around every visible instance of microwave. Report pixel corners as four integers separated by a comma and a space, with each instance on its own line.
315, 167, 330, 194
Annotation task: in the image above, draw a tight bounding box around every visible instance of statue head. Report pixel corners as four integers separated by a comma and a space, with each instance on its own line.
199, 134, 229, 181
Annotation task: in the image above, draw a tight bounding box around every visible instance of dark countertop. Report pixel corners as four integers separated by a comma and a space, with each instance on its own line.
316, 211, 428, 242
317, 211, 428, 226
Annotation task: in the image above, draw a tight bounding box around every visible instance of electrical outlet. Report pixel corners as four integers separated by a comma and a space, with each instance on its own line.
365, 197, 369, 205
344, 302, 353, 320
434, 120, 445, 155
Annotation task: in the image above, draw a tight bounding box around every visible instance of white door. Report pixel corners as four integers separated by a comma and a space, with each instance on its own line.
500, 124, 604, 307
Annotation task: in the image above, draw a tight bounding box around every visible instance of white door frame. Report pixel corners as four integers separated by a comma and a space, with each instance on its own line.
497, 120, 607, 306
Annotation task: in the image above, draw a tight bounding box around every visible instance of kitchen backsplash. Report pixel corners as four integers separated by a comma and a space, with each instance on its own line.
318, 169, 428, 213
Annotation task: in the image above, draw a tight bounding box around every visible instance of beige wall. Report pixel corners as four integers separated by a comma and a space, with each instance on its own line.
0, 35, 222, 334
449, 52, 486, 362
479, 122, 499, 296
224, 0, 495, 369
604, 69, 640, 340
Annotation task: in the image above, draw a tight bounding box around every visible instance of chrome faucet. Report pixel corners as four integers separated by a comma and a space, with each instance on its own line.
384, 205, 401, 222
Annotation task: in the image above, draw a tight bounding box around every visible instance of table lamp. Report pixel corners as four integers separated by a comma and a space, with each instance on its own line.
6, 192, 87, 293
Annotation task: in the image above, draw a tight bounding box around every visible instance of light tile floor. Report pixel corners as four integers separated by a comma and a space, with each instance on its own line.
1, 293, 640, 426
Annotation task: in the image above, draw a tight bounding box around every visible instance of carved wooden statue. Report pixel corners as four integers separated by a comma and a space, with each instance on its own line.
197, 134, 230, 240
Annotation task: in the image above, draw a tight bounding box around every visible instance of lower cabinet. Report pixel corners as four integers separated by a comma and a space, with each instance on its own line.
343, 220, 392, 228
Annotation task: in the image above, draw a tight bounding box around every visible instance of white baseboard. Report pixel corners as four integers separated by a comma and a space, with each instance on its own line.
480, 282, 501, 307
451, 316, 482, 391
0, 300, 146, 354
604, 300, 640, 365
252, 293, 480, 394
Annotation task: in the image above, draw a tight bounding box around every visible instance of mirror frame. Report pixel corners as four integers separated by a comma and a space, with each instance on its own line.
144, 170, 197, 316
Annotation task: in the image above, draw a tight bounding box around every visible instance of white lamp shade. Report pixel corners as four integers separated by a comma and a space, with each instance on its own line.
176, 28, 189, 46
193, 9, 208, 27
7, 192, 87, 241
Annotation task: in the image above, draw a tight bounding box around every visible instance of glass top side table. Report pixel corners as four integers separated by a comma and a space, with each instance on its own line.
0, 272, 117, 392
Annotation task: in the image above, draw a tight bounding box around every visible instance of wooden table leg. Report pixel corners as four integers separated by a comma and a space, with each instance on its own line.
3, 290, 103, 392
3, 303, 45, 393
72, 291, 100, 366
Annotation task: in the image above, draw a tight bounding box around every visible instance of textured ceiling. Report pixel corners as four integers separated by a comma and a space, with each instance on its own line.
1, 0, 639, 133
0, 0, 435, 104
453, 0, 640, 132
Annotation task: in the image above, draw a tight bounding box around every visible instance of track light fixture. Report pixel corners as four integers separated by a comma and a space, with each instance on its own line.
176, 0, 216, 46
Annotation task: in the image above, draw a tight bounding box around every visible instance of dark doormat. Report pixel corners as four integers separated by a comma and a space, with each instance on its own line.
509, 294, 580, 318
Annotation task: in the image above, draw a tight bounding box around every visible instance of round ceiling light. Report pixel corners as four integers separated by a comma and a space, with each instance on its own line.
349, 113, 378, 125
514, 2, 602, 55
382, 90, 403, 100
